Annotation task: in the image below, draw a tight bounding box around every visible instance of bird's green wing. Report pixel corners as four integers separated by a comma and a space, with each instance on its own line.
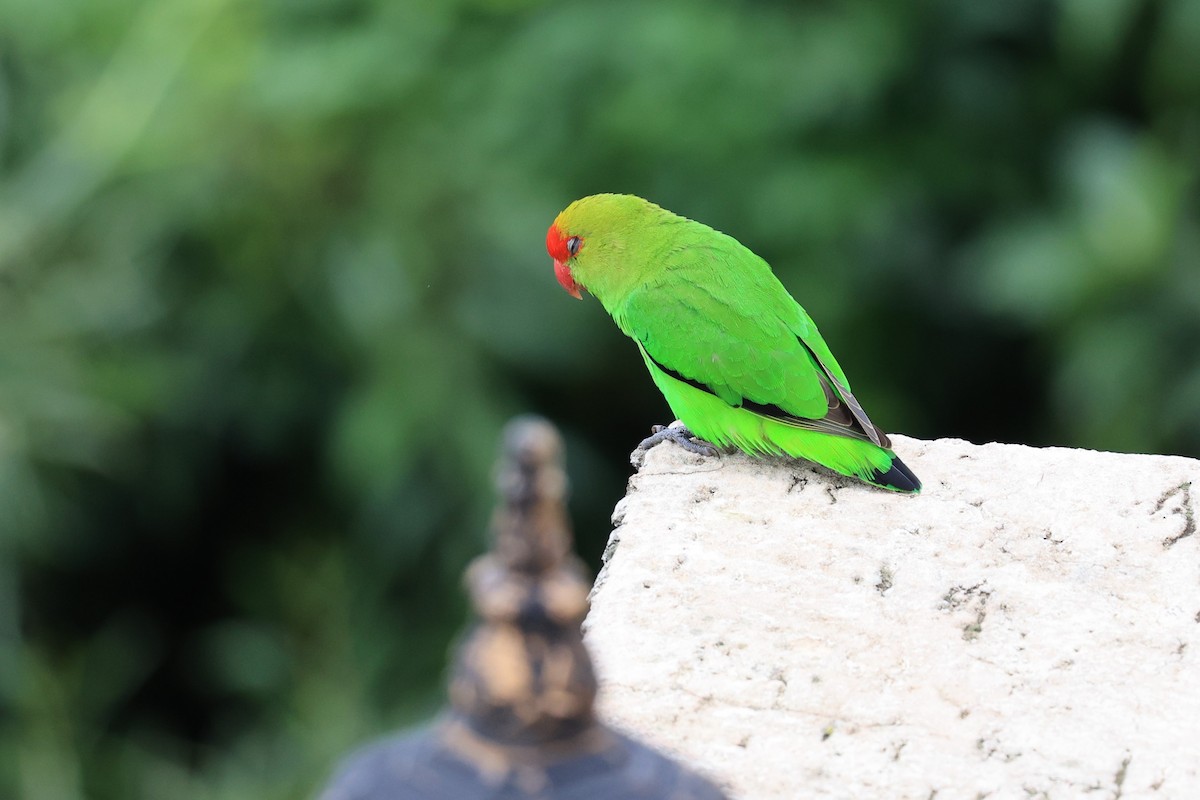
613, 262, 887, 447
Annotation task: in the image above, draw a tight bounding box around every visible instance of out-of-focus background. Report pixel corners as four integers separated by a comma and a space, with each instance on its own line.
1, 1, 1197, 797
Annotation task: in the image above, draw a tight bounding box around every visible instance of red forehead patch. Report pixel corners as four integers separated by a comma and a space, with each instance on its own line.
546, 223, 570, 262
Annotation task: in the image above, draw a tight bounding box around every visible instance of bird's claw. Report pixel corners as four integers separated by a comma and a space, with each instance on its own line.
632, 423, 719, 465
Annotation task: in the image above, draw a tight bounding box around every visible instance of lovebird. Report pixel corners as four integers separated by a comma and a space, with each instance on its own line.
546, 193, 920, 493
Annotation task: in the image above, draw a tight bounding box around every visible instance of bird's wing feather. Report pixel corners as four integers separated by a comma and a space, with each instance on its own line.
614, 250, 887, 446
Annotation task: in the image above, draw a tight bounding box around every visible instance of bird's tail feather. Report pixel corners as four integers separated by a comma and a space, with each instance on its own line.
866, 455, 921, 493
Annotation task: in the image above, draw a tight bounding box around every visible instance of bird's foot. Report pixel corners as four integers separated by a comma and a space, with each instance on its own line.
631, 422, 718, 467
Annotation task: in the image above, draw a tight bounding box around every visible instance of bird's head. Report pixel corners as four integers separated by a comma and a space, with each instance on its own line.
546, 194, 669, 306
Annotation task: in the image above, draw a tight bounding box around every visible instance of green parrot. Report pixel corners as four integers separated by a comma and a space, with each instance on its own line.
546, 193, 920, 493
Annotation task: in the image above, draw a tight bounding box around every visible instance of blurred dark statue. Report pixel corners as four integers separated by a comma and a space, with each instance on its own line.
318, 416, 727, 800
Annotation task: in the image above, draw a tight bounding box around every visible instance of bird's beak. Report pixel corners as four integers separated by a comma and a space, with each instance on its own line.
554, 259, 583, 300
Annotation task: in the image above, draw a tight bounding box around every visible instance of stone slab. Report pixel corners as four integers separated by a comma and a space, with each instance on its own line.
583, 436, 1200, 799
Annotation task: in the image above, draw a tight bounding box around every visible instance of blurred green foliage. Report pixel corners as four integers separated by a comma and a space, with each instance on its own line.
1, 0, 1197, 797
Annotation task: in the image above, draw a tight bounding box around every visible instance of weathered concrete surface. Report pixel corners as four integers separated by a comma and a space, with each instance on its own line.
583, 435, 1200, 799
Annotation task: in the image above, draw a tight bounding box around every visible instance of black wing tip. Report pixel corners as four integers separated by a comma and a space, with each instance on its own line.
868, 456, 922, 494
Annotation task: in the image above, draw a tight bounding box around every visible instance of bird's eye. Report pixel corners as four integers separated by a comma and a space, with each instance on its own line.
567, 236, 582, 256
